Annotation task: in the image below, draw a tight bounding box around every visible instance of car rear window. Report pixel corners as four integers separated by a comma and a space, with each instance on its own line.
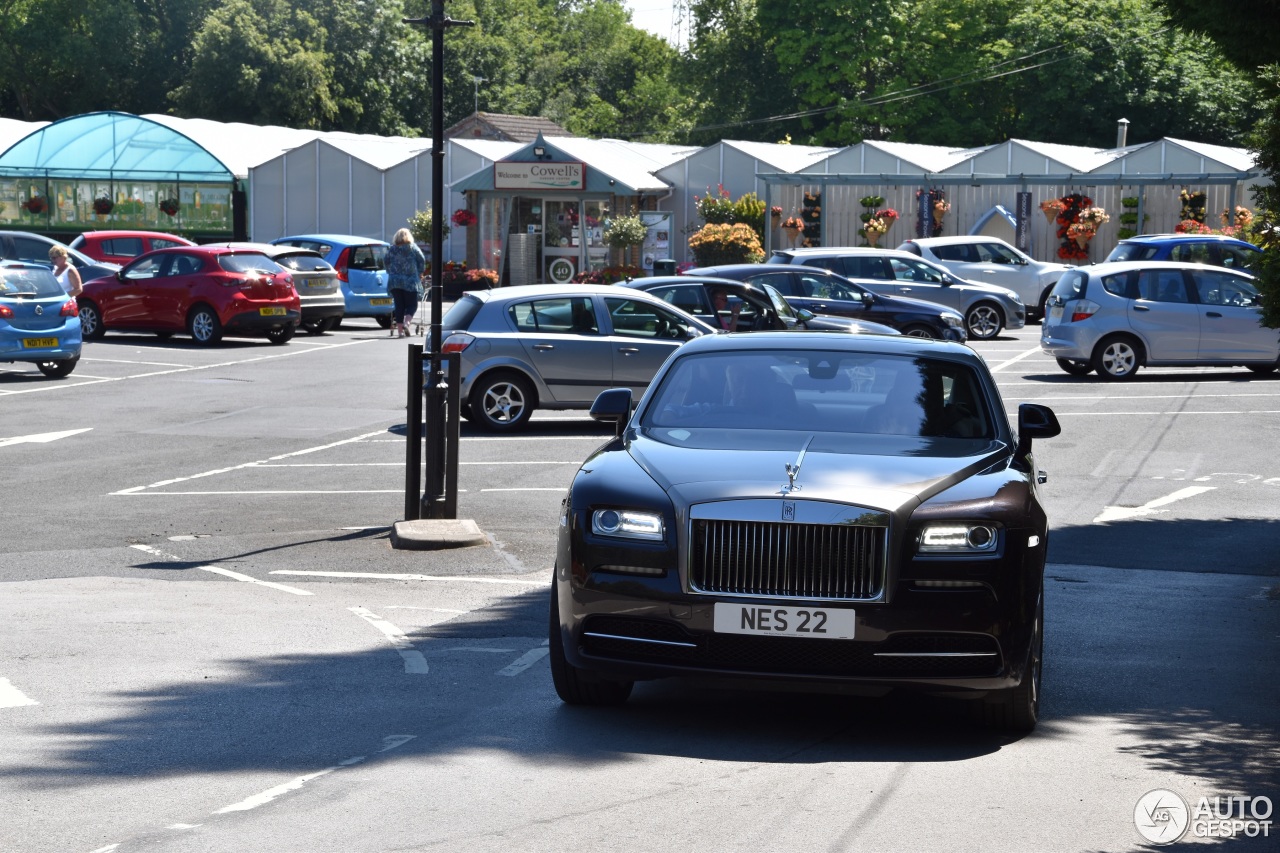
0, 266, 64, 297
274, 254, 334, 272
348, 245, 387, 271
218, 253, 286, 274
1050, 270, 1089, 300
441, 294, 483, 330
1105, 243, 1160, 262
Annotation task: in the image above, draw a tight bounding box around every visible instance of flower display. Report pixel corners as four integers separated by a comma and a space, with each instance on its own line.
159, 198, 180, 216
1179, 188, 1207, 224
1052, 193, 1093, 260
688, 222, 765, 265
770, 206, 783, 218
21, 196, 47, 214
1078, 206, 1110, 229
92, 196, 114, 215
450, 208, 477, 227
603, 213, 647, 249
916, 188, 948, 236
1174, 219, 1213, 234
463, 267, 498, 287
570, 265, 643, 284
780, 215, 805, 231
1040, 198, 1066, 222
1220, 205, 1253, 230
694, 184, 736, 224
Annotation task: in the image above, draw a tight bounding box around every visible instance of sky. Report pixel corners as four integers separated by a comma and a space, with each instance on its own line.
625, 0, 681, 45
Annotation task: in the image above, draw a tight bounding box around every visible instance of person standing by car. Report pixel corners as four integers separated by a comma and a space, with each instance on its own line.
48, 245, 83, 298
385, 228, 425, 338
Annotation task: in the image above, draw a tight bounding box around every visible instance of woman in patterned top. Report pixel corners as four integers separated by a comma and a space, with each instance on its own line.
385, 228, 426, 338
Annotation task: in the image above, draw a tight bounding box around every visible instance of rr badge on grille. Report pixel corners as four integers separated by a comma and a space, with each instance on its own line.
782, 500, 795, 521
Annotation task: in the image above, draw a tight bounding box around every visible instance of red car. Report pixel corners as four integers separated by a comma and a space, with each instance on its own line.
69, 230, 195, 265
78, 246, 301, 345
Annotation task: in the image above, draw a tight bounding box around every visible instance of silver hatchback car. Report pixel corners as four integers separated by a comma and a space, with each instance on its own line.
440, 284, 718, 431
1040, 261, 1279, 380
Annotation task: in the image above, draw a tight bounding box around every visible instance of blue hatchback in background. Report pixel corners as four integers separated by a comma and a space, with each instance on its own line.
0, 261, 82, 378
1105, 234, 1261, 271
269, 234, 393, 328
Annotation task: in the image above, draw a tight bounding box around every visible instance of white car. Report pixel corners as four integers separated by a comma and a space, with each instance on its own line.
897, 236, 1070, 321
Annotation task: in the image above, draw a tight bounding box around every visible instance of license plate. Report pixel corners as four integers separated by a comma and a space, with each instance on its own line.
713, 603, 855, 639
259, 307, 286, 316
369, 298, 393, 306
22, 337, 58, 348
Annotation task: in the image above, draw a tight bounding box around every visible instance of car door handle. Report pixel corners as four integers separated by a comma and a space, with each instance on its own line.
1133, 304, 1150, 311
898, 287, 911, 294
533, 343, 554, 350
1206, 311, 1223, 318
618, 346, 640, 355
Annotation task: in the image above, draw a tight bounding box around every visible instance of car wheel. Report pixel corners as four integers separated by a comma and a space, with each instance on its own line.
1091, 335, 1142, 380
1055, 358, 1093, 376
329, 317, 342, 331
468, 371, 535, 432
1035, 286, 1055, 323
155, 331, 174, 340
901, 324, 938, 339
457, 402, 473, 422
187, 305, 223, 345
974, 590, 1042, 732
301, 320, 323, 335
965, 303, 1004, 340
266, 325, 295, 345
375, 314, 392, 329
36, 357, 78, 379
78, 301, 105, 340
549, 583, 633, 706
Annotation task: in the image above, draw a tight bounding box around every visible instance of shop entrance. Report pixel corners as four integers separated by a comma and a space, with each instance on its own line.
505, 197, 608, 284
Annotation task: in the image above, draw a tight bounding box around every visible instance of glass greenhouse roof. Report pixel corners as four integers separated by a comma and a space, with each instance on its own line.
0, 111, 232, 182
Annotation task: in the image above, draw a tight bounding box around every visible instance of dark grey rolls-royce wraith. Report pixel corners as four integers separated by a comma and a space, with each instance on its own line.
550, 331, 1061, 731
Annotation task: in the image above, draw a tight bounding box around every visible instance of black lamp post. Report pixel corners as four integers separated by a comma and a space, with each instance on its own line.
405, 1, 472, 519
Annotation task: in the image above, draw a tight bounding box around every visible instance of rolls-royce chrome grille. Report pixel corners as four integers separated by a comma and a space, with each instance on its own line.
691, 519, 887, 601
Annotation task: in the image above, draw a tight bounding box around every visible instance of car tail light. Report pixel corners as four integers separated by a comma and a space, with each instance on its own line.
0, 305, 12, 318
1069, 300, 1100, 322
60, 299, 78, 316
441, 333, 474, 354
333, 248, 350, 282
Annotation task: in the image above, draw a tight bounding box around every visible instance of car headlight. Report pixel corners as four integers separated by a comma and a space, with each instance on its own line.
592, 509, 665, 541
917, 523, 998, 554
941, 313, 964, 329
1005, 290, 1023, 304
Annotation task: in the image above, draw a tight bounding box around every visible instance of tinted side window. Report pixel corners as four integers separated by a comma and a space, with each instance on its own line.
1106, 243, 1159, 262
975, 242, 1021, 264
1221, 246, 1261, 271
744, 271, 796, 295
1188, 268, 1258, 306
1100, 272, 1131, 297
509, 296, 594, 334
103, 237, 145, 257
11, 237, 52, 265
1136, 269, 1189, 303
845, 257, 891, 279
348, 245, 387, 271
652, 285, 706, 314
932, 244, 975, 262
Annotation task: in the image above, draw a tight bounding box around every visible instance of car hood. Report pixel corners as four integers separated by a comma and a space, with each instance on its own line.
626, 429, 1009, 514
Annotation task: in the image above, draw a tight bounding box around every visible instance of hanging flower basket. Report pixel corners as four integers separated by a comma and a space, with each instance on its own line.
450, 208, 477, 228
159, 198, 180, 216
22, 196, 47, 215
93, 197, 115, 215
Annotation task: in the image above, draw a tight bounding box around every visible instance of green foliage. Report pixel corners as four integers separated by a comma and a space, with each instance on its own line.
695, 185, 736, 224
407, 208, 449, 244
687, 223, 765, 265
603, 214, 648, 248
1245, 68, 1280, 329
733, 192, 766, 238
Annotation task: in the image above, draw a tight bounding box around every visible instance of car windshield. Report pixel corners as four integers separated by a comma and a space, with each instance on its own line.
642, 350, 994, 441
441, 294, 483, 330
218, 253, 286, 274
0, 266, 63, 298
1106, 244, 1159, 262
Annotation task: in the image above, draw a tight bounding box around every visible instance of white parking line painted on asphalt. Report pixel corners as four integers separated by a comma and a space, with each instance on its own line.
213, 734, 416, 814
1094, 486, 1218, 523
985, 345, 1042, 373
480, 487, 567, 492
117, 490, 405, 495
349, 607, 429, 674
0, 678, 38, 708
87, 845, 120, 853
273, 570, 545, 586
498, 645, 550, 677
130, 544, 313, 596
1048, 409, 1280, 417
110, 428, 391, 495
0, 428, 92, 448
83, 357, 188, 367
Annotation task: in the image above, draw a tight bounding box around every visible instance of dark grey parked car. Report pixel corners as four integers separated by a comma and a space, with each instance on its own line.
439, 284, 719, 431
0, 231, 120, 284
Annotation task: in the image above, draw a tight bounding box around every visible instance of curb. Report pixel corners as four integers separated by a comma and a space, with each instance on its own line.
390, 518, 488, 551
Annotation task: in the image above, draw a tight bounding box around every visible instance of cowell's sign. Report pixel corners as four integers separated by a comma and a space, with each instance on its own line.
494, 161, 586, 191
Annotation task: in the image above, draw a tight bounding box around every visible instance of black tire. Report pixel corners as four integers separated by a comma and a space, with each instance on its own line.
36, 357, 78, 378
266, 324, 295, 345
457, 402, 473, 422
974, 589, 1042, 732
375, 314, 392, 329
302, 316, 339, 335
1035, 286, 1055, 323
1091, 335, 1142, 380
1246, 362, 1278, 375
468, 371, 535, 432
155, 331, 174, 340
1056, 358, 1093, 376
78, 301, 105, 340
549, 585, 633, 706
901, 324, 938, 339
965, 302, 1004, 340
187, 305, 223, 345
329, 317, 342, 330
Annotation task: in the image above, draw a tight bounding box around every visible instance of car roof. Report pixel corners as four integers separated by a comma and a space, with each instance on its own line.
138, 245, 269, 257
774, 246, 918, 259
272, 234, 389, 246
676, 329, 977, 361
901, 235, 1014, 246
75, 230, 192, 242
1117, 233, 1260, 248
624, 275, 760, 289
1072, 260, 1256, 277
467, 283, 682, 301
204, 241, 322, 257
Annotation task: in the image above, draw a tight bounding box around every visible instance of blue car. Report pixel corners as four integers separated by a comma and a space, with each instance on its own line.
0, 261, 82, 378
269, 234, 393, 327
1105, 234, 1261, 271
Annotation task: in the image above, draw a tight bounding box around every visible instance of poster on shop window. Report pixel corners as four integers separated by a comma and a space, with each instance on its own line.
639, 212, 671, 271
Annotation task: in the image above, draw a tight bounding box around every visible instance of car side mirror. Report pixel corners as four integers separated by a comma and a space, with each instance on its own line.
590, 388, 633, 436
116, 270, 125, 281
1015, 403, 1061, 463
795, 308, 816, 323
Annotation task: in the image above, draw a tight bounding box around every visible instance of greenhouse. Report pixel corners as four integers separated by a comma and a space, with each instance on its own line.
0, 111, 240, 239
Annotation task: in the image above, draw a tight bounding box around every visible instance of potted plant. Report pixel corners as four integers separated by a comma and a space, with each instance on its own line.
408, 208, 450, 243
93, 196, 115, 215
450, 208, 477, 228
688, 222, 765, 266
779, 215, 805, 247
603, 213, 647, 263
159, 198, 180, 216
21, 195, 47, 215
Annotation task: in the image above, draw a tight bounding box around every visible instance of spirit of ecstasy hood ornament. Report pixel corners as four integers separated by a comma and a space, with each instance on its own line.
781, 435, 815, 494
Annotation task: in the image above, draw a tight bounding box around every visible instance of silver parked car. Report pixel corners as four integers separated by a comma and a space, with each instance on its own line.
897, 236, 1070, 320
1039, 261, 1279, 380
204, 242, 345, 334
440, 284, 719, 431
767, 246, 1026, 340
